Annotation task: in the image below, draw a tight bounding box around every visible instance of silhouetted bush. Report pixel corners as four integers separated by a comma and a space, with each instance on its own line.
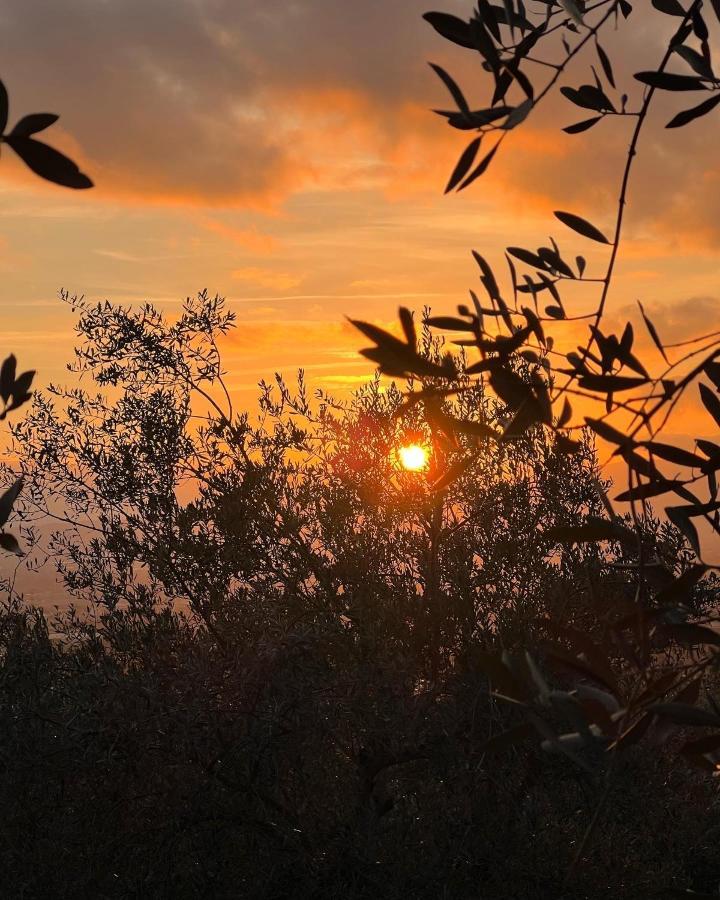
0, 292, 718, 898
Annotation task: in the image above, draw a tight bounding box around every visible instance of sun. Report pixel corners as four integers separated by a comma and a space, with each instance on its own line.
398, 443, 429, 472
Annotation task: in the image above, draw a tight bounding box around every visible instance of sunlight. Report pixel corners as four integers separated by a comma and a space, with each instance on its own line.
398, 443, 429, 472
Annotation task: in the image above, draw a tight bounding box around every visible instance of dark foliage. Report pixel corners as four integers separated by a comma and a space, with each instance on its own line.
1, 601, 720, 899
0, 78, 92, 189
0, 294, 718, 897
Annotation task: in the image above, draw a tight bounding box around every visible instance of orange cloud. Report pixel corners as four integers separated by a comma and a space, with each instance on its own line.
199, 218, 279, 253
231, 266, 303, 291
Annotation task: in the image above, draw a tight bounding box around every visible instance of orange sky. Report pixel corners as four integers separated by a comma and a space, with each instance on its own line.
3, 1, 720, 600
0, 2, 719, 439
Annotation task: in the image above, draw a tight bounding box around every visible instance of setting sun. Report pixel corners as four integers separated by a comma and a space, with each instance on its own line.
398, 443, 429, 472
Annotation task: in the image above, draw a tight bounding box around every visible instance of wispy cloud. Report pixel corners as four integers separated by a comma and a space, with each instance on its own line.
231, 266, 303, 291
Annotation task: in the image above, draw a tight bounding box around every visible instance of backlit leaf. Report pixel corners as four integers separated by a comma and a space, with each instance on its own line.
563, 116, 602, 134
578, 373, 647, 392
674, 44, 715, 79
0, 355, 16, 404
652, 0, 686, 14
423, 11, 475, 48
634, 71, 707, 90
643, 441, 706, 468
458, 142, 499, 190
614, 480, 677, 502
9, 113, 59, 137
596, 42, 616, 88
445, 137, 483, 193
585, 417, 633, 446
430, 63, 469, 113
666, 92, 720, 128
0, 478, 23, 529
554, 210, 610, 244
4, 136, 93, 189
700, 382, 720, 427
0, 80, 8, 135
638, 301, 668, 363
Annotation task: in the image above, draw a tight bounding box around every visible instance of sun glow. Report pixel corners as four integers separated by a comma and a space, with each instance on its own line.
398, 443, 429, 472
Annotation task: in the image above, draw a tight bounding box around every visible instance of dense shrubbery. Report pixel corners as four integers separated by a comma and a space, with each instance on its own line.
0, 293, 717, 898
2, 595, 720, 899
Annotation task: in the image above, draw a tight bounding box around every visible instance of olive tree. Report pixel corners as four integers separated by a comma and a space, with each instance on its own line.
352, 1, 720, 884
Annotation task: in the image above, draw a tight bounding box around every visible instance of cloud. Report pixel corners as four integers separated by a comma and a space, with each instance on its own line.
1, 0, 718, 249
0, 0, 440, 206
198, 218, 280, 253
618, 295, 720, 348
231, 266, 303, 291
221, 315, 397, 356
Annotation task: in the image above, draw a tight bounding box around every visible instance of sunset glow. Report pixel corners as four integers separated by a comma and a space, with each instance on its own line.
398, 443, 429, 471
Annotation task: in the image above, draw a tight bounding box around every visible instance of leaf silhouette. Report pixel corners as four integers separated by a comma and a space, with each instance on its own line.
596, 42, 616, 88
578, 373, 647, 392
398, 307, 416, 349
9, 113, 59, 137
674, 44, 715, 79
560, 84, 615, 112
666, 505, 700, 554
563, 116, 603, 134
638, 301, 669, 363
0, 478, 23, 529
700, 382, 720, 427
425, 315, 475, 331
423, 11, 475, 48
614, 480, 677, 502
4, 135, 93, 189
429, 63, 469, 113
0, 79, 8, 136
560, 0, 584, 24
666, 92, 720, 128
554, 211, 610, 244
643, 441, 706, 468
0, 354, 16, 403
652, 0, 687, 14
12, 369, 35, 398
445, 137, 482, 193
650, 703, 720, 727
634, 71, 708, 90
0, 533, 22, 556
458, 142, 499, 190
507, 246, 546, 269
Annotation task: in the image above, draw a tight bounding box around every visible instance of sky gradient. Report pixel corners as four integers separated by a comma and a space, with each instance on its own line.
0, 1, 719, 422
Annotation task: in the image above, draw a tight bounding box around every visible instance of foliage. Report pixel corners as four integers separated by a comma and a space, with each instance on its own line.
346, 1, 720, 884
11, 291, 626, 660
0, 77, 91, 557
0, 77, 92, 189
3, 6, 720, 894
1, 598, 719, 899
360, 0, 720, 558
2, 292, 720, 897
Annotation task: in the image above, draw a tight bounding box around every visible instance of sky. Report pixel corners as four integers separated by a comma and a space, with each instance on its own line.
1, 1, 720, 600
0, 0, 718, 420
